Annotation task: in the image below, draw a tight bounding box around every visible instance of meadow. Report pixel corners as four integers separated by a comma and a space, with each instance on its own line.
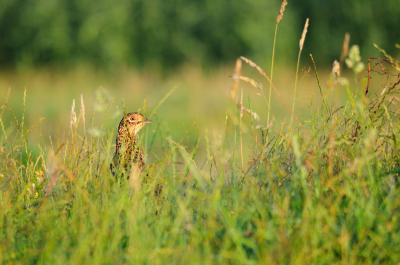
1, 13, 400, 265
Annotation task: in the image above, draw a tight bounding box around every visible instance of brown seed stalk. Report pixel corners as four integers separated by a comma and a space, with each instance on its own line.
340, 33, 350, 67
276, 0, 288, 24
299, 18, 309, 51
231, 58, 242, 101
239, 76, 263, 90
80, 94, 85, 128
70, 99, 77, 131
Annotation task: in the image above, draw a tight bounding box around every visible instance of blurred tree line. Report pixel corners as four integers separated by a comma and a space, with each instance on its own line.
0, 0, 399, 71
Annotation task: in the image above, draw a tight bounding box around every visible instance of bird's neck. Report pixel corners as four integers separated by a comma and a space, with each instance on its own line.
116, 130, 138, 154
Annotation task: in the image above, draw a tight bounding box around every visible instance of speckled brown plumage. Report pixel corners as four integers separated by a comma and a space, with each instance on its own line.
110, 112, 152, 177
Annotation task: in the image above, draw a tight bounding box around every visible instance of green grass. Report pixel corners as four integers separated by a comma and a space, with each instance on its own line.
1, 60, 400, 264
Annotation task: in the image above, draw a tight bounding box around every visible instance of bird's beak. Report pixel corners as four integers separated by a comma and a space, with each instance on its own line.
144, 118, 153, 124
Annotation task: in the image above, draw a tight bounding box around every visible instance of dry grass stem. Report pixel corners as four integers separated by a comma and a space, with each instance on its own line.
240, 56, 270, 80
80, 94, 86, 128
237, 102, 260, 121
240, 89, 244, 118
299, 18, 309, 51
328, 130, 335, 181
231, 58, 259, 120
340, 33, 350, 67
231, 58, 242, 101
70, 99, 77, 131
276, 0, 288, 24
292, 18, 309, 125
269, 1, 287, 130
240, 89, 244, 167
239, 76, 263, 90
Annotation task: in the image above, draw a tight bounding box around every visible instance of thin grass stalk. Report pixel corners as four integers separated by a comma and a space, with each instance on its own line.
291, 18, 309, 126
0, 88, 11, 141
240, 89, 244, 168
231, 59, 242, 102
340, 33, 350, 70
22, 87, 29, 155
269, 0, 287, 126
310, 54, 329, 117
234, 93, 238, 153
171, 137, 177, 189
268, 25, 278, 128
80, 95, 86, 135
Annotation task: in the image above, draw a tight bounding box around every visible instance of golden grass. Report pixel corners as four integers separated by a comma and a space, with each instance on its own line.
276, 0, 288, 24
340, 33, 351, 69
299, 18, 309, 52
230, 58, 242, 101
291, 18, 309, 125
268, 0, 288, 127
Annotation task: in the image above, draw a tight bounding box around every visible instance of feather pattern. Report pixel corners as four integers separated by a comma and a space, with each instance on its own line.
110, 112, 152, 177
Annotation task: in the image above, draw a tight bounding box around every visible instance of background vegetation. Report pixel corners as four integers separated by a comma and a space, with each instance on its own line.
0, 0, 399, 70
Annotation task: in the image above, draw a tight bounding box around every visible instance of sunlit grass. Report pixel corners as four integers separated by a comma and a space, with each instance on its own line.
1, 54, 400, 263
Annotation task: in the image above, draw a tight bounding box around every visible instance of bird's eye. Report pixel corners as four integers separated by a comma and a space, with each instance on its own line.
130, 117, 135, 121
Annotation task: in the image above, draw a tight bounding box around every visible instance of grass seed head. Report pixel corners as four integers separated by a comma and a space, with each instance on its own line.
80, 95, 85, 127
239, 76, 263, 90
70, 99, 77, 130
231, 58, 242, 101
332, 60, 340, 78
276, 0, 288, 24
340, 33, 350, 65
299, 18, 309, 51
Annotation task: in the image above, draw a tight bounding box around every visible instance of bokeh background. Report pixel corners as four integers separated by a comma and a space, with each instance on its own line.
0, 0, 399, 160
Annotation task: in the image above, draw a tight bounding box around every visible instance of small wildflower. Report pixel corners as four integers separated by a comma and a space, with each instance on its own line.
26, 171, 45, 198
35, 170, 44, 176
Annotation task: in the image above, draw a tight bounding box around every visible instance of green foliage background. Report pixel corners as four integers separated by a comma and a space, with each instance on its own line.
0, 0, 399, 70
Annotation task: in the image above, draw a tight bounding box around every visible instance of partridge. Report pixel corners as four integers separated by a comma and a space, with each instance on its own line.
110, 112, 152, 177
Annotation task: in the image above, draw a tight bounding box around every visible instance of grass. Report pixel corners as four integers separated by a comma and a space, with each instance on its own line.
1, 23, 400, 265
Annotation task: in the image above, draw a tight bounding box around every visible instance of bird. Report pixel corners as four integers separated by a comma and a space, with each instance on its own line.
110, 112, 152, 178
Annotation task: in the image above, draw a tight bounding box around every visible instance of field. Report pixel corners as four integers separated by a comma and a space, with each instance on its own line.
1, 19, 400, 265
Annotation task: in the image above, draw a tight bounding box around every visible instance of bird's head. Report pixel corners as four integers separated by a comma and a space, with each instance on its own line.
119, 112, 152, 136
